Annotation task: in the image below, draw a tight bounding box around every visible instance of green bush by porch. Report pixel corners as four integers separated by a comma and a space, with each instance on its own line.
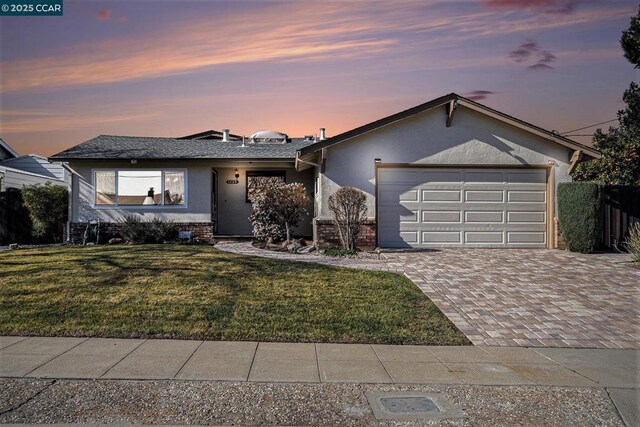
0, 245, 469, 345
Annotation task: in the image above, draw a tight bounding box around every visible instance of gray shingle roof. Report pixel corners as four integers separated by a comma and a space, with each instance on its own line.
50, 135, 316, 161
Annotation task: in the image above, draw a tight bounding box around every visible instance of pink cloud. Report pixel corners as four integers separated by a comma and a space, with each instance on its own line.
464, 90, 497, 101
482, 0, 586, 14
118, 16, 128, 23
509, 40, 557, 70
97, 10, 111, 21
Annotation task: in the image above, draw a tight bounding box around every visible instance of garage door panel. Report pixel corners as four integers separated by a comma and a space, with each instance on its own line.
464, 231, 504, 244
421, 190, 461, 202
464, 211, 504, 223
465, 190, 504, 202
422, 231, 461, 243
377, 167, 548, 248
421, 210, 461, 223
508, 211, 546, 223
507, 190, 546, 203
507, 231, 546, 244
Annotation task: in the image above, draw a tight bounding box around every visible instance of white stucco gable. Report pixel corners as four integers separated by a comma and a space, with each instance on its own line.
314, 102, 582, 218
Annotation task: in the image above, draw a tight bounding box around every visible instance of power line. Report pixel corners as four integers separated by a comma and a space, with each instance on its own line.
561, 119, 618, 135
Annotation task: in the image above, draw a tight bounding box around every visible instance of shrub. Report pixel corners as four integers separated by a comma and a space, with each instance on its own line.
328, 187, 368, 251
249, 177, 310, 242
323, 247, 357, 257
557, 182, 603, 253
20, 182, 68, 243
118, 215, 177, 244
625, 222, 640, 262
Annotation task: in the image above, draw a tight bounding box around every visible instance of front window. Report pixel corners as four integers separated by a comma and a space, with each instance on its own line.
94, 170, 185, 207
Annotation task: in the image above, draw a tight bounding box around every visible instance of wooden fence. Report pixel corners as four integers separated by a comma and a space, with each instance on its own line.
602, 185, 640, 250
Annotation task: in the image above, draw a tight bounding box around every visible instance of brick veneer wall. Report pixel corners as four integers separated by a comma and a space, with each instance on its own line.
314, 218, 376, 251
68, 222, 216, 244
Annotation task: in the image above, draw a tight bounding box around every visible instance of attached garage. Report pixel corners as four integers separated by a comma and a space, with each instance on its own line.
297, 93, 601, 250
377, 167, 550, 248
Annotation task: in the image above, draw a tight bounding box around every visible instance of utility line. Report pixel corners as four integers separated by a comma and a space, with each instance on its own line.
561, 119, 618, 135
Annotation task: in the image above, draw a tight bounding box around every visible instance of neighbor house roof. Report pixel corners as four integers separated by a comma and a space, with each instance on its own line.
299, 93, 600, 158
0, 137, 19, 159
49, 135, 317, 161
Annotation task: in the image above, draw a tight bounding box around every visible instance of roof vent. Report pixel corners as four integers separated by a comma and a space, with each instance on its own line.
249, 130, 288, 143
222, 129, 230, 142
319, 128, 326, 140
304, 135, 316, 142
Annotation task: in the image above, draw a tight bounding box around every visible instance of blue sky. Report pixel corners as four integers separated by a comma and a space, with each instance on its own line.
0, 0, 637, 155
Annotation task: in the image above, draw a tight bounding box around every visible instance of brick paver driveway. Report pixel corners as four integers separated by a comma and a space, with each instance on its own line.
384, 249, 640, 349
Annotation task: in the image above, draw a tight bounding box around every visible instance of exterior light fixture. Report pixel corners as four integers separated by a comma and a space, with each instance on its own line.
374, 158, 381, 164
234, 169, 240, 179
130, 159, 137, 164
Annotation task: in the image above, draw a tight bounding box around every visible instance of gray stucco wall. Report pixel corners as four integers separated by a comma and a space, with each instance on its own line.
318, 105, 574, 218
69, 160, 313, 236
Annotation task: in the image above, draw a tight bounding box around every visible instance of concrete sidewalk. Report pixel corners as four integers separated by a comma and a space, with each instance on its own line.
1, 336, 638, 426
1, 336, 638, 387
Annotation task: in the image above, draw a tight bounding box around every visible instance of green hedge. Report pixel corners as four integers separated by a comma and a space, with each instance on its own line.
557, 182, 603, 253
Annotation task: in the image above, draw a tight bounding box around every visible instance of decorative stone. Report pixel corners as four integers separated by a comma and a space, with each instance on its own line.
108, 238, 124, 245
297, 245, 316, 254
8, 243, 19, 250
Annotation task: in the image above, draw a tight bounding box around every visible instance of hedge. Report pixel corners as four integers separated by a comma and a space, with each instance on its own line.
557, 182, 603, 253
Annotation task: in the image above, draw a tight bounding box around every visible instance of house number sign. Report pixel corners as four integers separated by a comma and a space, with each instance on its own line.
226, 179, 239, 184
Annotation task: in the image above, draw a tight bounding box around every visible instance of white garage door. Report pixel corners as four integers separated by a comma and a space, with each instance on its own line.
378, 168, 548, 248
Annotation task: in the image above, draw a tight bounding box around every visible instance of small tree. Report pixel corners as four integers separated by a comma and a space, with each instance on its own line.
21, 182, 68, 243
249, 177, 310, 242
328, 187, 368, 251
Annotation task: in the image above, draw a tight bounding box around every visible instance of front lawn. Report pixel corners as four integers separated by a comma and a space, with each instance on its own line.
0, 245, 469, 345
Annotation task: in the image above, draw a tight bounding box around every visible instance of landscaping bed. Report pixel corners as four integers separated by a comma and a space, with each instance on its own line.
0, 245, 469, 345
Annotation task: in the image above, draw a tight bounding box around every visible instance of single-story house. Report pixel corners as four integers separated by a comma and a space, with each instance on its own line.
0, 138, 68, 191
50, 93, 599, 248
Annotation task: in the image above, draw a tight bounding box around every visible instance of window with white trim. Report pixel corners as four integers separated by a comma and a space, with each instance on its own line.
94, 170, 186, 206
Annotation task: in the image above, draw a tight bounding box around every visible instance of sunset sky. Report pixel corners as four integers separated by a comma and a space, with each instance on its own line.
0, 0, 637, 156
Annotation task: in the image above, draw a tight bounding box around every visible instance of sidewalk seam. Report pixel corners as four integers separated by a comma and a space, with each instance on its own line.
314, 344, 321, 383
174, 341, 204, 379
604, 387, 629, 427
246, 342, 259, 382
370, 345, 395, 383
100, 338, 148, 378
24, 337, 90, 377
0, 337, 29, 351
528, 348, 603, 385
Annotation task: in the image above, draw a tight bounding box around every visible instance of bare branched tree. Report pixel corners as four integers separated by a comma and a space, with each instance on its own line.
328, 187, 368, 251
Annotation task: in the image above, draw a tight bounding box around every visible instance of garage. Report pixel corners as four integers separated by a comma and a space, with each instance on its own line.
377, 167, 549, 248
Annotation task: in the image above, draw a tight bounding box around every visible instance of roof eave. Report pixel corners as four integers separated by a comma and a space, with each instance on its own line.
298, 93, 601, 159
49, 156, 297, 162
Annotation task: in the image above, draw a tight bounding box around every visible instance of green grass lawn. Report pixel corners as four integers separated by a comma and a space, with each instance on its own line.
0, 245, 469, 345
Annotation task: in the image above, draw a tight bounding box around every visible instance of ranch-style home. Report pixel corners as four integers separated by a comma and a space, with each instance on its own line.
50, 93, 599, 249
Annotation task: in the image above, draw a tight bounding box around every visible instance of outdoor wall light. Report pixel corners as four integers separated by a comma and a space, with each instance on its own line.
374, 158, 382, 164
234, 169, 240, 179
